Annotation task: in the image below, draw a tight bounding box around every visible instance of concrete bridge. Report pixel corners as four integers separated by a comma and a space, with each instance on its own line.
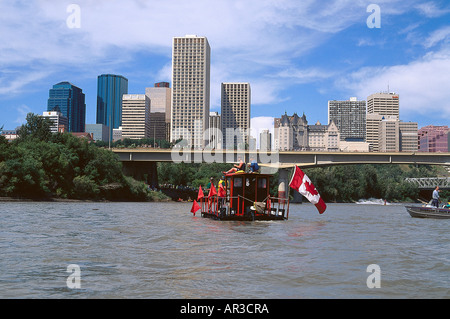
113, 148, 450, 168
113, 149, 450, 196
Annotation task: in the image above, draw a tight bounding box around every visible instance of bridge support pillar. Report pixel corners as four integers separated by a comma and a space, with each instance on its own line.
278, 168, 289, 203
121, 161, 158, 188
278, 167, 302, 203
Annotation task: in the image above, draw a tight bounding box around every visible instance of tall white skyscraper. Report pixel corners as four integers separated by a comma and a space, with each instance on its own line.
171, 35, 211, 148
221, 82, 251, 149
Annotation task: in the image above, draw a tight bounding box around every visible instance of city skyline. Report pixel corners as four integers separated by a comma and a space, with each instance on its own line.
1, 1, 449, 139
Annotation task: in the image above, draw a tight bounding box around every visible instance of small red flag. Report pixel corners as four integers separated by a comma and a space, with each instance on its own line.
208, 183, 217, 198
289, 165, 327, 214
190, 200, 201, 216
218, 184, 226, 197
197, 185, 204, 201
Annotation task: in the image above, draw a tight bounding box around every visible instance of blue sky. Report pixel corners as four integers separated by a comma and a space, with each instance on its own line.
1, 0, 449, 141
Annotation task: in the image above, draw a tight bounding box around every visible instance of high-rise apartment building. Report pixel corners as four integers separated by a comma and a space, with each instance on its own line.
47, 81, 86, 132
418, 125, 449, 152
171, 35, 211, 148
146, 82, 171, 142
328, 97, 366, 141
221, 82, 251, 149
97, 74, 128, 141
121, 94, 150, 139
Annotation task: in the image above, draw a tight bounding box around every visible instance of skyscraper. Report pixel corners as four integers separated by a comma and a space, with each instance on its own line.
121, 94, 150, 139
97, 74, 128, 141
146, 82, 171, 141
171, 35, 211, 148
47, 81, 86, 132
367, 92, 399, 118
328, 97, 366, 141
221, 82, 251, 149
366, 92, 400, 152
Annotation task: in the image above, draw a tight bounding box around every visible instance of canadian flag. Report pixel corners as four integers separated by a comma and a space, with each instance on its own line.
289, 165, 327, 214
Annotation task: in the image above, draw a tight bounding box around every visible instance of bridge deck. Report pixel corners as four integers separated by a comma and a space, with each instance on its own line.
112, 149, 450, 168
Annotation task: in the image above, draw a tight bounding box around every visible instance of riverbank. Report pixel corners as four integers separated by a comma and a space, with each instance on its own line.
0, 190, 172, 203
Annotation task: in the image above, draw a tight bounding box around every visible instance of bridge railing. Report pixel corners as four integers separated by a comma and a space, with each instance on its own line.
405, 177, 450, 189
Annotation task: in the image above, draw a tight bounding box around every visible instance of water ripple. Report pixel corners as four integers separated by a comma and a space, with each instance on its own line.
0, 201, 449, 298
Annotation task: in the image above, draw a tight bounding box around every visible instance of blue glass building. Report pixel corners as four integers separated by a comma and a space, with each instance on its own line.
47, 82, 86, 132
96, 74, 128, 140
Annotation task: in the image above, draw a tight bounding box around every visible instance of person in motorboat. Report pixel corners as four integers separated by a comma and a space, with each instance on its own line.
431, 186, 440, 208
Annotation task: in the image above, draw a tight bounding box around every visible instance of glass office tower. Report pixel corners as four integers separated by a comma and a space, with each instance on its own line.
96, 74, 128, 141
47, 81, 86, 132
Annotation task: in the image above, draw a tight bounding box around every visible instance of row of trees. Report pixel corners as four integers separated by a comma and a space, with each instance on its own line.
303, 164, 449, 203
0, 113, 158, 201
94, 137, 172, 149
157, 162, 448, 203
1, 113, 448, 202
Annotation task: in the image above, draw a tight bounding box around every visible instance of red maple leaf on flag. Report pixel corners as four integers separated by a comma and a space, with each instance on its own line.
304, 180, 318, 196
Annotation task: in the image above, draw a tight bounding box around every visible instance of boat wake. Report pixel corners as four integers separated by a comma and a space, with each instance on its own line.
356, 198, 390, 205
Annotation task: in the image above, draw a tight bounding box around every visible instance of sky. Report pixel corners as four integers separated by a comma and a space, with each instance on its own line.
1, 0, 450, 145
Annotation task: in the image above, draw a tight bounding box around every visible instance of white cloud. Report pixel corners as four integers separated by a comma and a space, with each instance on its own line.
0, 70, 53, 95
0, 0, 430, 125
275, 67, 335, 83
250, 116, 274, 149
338, 46, 450, 122
415, 1, 450, 17
14, 104, 32, 126
0, 0, 407, 97
424, 26, 450, 48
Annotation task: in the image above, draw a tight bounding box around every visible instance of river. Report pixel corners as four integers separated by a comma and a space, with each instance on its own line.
0, 201, 449, 299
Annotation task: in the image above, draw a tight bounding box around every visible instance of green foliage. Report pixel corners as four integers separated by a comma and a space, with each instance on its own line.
303, 164, 443, 202
0, 113, 161, 201
158, 162, 230, 188
157, 161, 446, 203
93, 137, 172, 149
16, 113, 53, 142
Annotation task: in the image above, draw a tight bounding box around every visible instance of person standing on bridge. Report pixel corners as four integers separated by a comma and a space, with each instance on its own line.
432, 186, 440, 208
